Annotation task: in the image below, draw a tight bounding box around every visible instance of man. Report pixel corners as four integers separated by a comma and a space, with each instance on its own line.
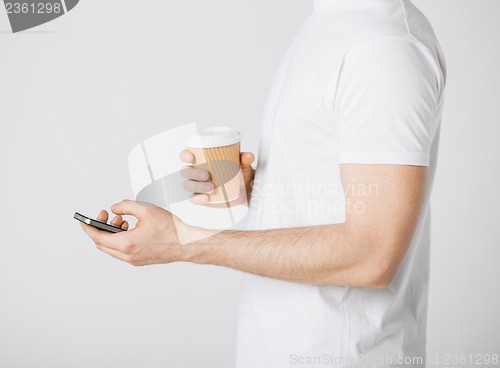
81, 0, 446, 366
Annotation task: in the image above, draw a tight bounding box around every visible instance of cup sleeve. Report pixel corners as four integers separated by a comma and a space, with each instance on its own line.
332, 37, 445, 167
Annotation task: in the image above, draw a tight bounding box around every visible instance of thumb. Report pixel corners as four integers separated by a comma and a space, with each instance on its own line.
111, 199, 152, 218
240, 152, 255, 169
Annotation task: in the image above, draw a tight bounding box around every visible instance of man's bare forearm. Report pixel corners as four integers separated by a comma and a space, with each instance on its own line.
182, 223, 388, 287
83, 166, 423, 286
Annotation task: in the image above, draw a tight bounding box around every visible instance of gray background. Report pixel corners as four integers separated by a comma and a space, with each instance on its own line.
0, 0, 499, 366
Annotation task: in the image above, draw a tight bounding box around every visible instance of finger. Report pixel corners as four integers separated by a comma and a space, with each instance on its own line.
97, 210, 109, 223
180, 149, 195, 164
180, 166, 210, 181
183, 180, 214, 194
110, 214, 123, 226
190, 193, 210, 205
240, 152, 255, 169
110, 216, 129, 230
80, 222, 131, 251
111, 199, 154, 219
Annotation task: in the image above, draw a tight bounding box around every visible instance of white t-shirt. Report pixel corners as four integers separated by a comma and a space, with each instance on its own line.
236, 0, 446, 367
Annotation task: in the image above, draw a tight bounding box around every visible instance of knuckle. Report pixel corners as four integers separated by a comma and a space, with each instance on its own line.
136, 202, 150, 216
122, 241, 135, 254
124, 254, 134, 264
197, 170, 209, 181
127, 257, 141, 267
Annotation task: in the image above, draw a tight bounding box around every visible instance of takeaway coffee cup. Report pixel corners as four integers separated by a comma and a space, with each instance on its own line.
186, 126, 242, 204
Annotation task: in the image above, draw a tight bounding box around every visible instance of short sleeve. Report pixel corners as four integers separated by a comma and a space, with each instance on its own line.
333, 37, 443, 166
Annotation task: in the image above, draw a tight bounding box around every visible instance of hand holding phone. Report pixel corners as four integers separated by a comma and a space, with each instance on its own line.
74, 212, 127, 233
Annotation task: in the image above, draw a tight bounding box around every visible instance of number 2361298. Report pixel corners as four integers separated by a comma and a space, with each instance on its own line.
5, 2, 62, 14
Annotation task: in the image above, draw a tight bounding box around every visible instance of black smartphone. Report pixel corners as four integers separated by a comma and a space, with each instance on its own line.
74, 212, 126, 233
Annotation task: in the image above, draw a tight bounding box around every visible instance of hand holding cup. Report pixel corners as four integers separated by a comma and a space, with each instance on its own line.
181, 126, 255, 206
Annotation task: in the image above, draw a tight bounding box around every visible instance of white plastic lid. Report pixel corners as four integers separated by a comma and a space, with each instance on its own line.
186, 126, 242, 148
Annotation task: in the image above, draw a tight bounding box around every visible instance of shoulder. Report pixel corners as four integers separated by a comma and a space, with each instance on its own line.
332, 0, 446, 86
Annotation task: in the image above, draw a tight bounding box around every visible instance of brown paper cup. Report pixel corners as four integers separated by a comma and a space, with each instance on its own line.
187, 127, 242, 204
